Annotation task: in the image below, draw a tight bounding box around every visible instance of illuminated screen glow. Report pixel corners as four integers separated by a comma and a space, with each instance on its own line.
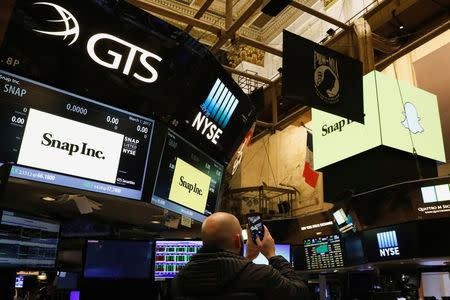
0, 211, 59, 269
333, 209, 347, 225
421, 184, 450, 203
151, 129, 224, 222
0, 69, 155, 200
303, 235, 344, 270
243, 244, 291, 265
313, 71, 445, 170
154, 240, 203, 280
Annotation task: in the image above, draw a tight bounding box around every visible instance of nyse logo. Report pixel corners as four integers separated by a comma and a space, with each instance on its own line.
192, 79, 239, 144
377, 230, 400, 257
31, 2, 162, 83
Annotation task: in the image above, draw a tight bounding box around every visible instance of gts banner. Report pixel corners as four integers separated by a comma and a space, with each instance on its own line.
168, 158, 211, 213
0, 0, 256, 163
282, 30, 364, 123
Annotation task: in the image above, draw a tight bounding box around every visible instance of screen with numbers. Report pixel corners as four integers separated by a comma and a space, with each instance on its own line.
154, 240, 203, 280
303, 235, 344, 270
0, 69, 154, 200
151, 129, 224, 222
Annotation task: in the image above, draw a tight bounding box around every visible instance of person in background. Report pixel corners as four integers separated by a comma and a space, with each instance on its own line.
171, 212, 311, 300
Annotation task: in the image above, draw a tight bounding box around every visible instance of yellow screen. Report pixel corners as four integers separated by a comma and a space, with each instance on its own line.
169, 158, 211, 213
313, 71, 446, 170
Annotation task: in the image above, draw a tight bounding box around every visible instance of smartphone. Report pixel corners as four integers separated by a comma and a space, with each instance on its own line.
246, 213, 264, 243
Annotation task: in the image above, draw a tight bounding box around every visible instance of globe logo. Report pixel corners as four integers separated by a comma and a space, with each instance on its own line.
32, 2, 80, 46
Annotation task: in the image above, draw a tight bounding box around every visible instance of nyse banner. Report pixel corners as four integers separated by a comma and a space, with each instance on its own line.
282, 30, 364, 123
0, 0, 255, 163
169, 158, 211, 213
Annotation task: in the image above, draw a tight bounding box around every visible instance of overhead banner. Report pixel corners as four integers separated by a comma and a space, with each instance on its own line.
0, 0, 255, 163
313, 71, 446, 170
282, 30, 364, 123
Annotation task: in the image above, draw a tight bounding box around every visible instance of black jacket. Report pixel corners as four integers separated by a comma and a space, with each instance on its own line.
171, 246, 311, 300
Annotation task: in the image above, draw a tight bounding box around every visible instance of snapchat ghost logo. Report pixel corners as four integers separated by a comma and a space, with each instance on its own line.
401, 102, 424, 134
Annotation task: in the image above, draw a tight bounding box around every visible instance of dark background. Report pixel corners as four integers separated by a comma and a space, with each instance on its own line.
0, 0, 255, 164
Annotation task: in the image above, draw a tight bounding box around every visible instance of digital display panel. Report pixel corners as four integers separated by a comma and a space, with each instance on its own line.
421, 184, 450, 203
243, 243, 291, 265
303, 235, 344, 270
0, 70, 154, 200
362, 223, 419, 262
333, 209, 347, 225
151, 129, 224, 222
313, 71, 445, 170
154, 240, 202, 280
15, 275, 24, 288
56, 272, 78, 290
0, 210, 60, 269
0, 0, 255, 165
344, 234, 366, 266
84, 240, 153, 279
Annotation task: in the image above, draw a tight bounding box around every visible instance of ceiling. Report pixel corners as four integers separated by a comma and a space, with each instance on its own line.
127, 0, 449, 134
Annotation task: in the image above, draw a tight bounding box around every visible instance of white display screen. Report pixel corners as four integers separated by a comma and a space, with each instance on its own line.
333, 209, 347, 225
0, 69, 155, 200
18, 109, 124, 184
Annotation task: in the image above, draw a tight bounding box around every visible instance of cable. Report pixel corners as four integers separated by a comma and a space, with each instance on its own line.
392, 59, 423, 179
263, 136, 278, 185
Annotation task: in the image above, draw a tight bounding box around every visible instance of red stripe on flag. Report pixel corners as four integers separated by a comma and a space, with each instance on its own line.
302, 161, 319, 188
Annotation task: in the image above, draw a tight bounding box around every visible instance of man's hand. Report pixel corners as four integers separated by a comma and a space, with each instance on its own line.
255, 225, 276, 259
245, 224, 260, 261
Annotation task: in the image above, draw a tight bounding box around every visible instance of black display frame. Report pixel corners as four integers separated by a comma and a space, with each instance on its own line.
81, 238, 156, 281
0, 209, 61, 271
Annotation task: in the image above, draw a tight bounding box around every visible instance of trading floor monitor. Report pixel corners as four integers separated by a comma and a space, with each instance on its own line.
154, 240, 203, 280
0, 210, 60, 269
303, 235, 344, 270
84, 240, 154, 279
243, 243, 291, 265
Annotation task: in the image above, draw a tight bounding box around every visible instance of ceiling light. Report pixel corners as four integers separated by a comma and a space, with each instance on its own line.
41, 196, 56, 202
151, 220, 160, 224
399, 25, 404, 30
184, 237, 192, 239
316, 232, 322, 235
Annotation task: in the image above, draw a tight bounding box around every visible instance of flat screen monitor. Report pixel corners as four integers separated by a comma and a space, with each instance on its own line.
303, 235, 344, 270
243, 243, 291, 265
0, 210, 60, 269
0, 69, 155, 200
15, 275, 24, 288
362, 222, 419, 262
151, 129, 224, 222
154, 240, 203, 280
70, 291, 80, 300
56, 272, 78, 290
344, 234, 366, 266
333, 209, 347, 225
84, 240, 153, 279
420, 183, 450, 203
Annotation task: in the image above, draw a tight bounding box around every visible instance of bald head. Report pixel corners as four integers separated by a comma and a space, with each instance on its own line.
201, 212, 243, 253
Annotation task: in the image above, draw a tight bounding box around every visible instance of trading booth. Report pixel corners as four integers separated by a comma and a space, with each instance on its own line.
0, 0, 449, 300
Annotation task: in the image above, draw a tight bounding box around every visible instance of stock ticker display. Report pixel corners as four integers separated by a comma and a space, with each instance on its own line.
154, 241, 203, 280
304, 235, 344, 270
0, 211, 60, 268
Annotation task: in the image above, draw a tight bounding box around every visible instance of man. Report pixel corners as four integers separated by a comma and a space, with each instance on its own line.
171, 212, 311, 300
